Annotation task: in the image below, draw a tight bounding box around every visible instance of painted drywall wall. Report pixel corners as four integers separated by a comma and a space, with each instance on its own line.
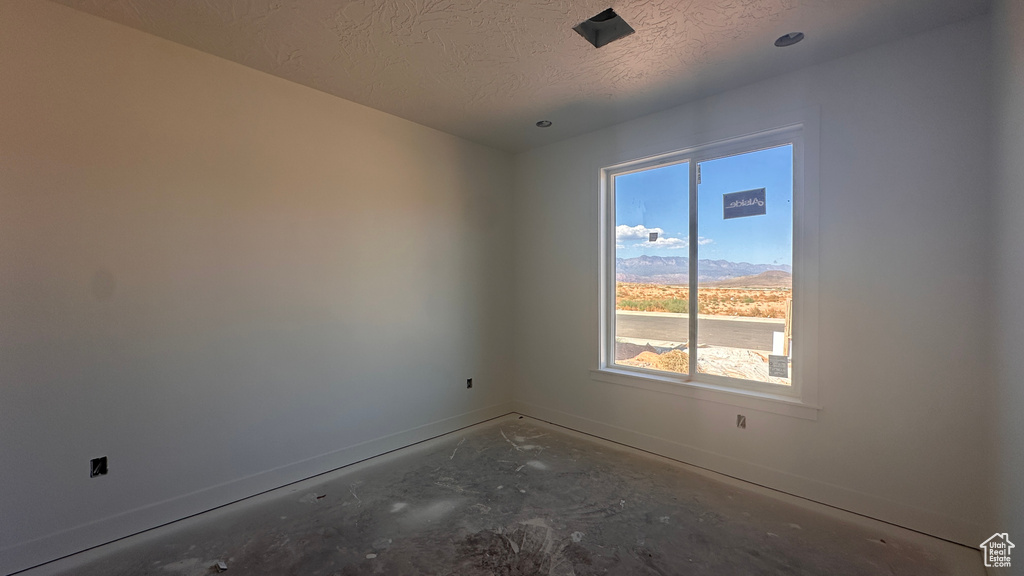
512, 16, 993, 546
992, 0, 1024, 565
0, 1, 514, 572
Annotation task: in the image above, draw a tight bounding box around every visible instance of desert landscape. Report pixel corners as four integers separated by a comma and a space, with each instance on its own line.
616, 283, 791, 318
614, 271, 792, 384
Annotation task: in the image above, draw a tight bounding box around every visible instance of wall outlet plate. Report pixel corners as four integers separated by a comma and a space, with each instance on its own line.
736, 415, 747, 429
466, 378, 473, 389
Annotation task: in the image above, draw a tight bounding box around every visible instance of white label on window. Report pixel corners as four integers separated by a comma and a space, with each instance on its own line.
769, 355, 789, 378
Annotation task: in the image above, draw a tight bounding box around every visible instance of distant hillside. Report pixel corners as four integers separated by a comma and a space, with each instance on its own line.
616, 255, 791, 285
704, 270, 792, 289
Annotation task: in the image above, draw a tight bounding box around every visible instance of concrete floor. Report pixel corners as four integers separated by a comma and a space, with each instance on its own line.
29, 415, 983, 576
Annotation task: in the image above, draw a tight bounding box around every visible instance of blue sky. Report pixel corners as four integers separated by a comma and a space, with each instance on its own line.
615, 144, 793, 267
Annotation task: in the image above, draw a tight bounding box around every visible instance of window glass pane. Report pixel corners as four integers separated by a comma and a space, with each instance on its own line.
613, 162, 690, 374
696, 145, 793, 385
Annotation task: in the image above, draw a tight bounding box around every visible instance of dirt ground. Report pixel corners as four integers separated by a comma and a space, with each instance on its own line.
616, 283, 791, 319
615, 341, 791, 385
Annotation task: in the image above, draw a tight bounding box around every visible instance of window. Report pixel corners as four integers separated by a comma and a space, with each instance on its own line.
597, 122, 818, 414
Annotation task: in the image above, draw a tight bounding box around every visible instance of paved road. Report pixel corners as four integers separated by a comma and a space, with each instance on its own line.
616, 312, 785, 350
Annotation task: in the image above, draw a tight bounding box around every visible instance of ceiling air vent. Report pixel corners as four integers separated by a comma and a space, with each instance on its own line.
573, 8, 635, 48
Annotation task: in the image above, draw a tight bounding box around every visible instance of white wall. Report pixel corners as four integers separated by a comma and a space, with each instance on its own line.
0, 1, 514, 573
512, 16, 993, 546
992, 0, 1024, 562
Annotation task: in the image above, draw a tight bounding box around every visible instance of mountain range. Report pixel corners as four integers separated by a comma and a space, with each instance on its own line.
616, 255, 792, 286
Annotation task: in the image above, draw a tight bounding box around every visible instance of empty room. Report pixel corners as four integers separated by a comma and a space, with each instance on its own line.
2, 0, 1022, 574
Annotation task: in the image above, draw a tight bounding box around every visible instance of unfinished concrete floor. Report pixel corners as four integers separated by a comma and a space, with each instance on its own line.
32, 415, 982, 576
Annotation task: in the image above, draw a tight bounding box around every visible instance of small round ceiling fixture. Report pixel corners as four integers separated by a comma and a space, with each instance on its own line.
774, 32, 805, 47
536, 120, 553, 128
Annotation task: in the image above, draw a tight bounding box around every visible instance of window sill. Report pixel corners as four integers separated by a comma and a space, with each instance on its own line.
589, 367, 820, 420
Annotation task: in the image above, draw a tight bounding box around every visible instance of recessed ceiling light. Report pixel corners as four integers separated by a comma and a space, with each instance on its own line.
536, 120, 553, 128
573, 8, 635, 48
774, 32, 805, 47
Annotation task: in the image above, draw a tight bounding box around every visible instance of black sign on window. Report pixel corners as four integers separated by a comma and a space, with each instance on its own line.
723, 188, 767, 219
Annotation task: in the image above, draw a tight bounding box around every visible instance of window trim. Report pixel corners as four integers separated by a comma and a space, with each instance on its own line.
596, 109, 820, 418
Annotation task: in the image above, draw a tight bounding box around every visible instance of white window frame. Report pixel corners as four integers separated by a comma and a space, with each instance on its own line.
593, 112, 820, 420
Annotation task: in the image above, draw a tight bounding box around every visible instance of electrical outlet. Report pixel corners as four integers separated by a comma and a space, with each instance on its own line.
466, 378, 473, 389
736, 415, 746, 429
90, 456, 108, 477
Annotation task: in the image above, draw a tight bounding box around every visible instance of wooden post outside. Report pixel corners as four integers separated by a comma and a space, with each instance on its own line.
783, 298, 793, 357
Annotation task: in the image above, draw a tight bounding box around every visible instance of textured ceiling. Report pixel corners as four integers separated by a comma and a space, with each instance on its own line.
52, 0, 990, 152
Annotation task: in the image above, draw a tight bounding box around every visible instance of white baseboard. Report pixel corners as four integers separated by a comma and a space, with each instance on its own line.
513, 400, 985, 549
4, 402, 514, 576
